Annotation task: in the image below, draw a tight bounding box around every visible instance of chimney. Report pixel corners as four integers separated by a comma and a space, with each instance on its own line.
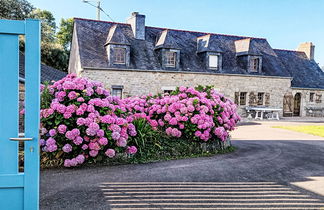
297, 42, 315, 60
126, 12, 145, 40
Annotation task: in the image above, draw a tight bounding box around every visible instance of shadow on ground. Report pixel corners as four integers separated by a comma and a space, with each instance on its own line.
40, 140, 324, 209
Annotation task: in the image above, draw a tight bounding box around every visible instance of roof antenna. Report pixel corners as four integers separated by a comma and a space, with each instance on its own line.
82, 0, 114, 21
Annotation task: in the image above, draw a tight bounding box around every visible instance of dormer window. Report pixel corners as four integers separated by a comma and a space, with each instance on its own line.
247, 56, 262, 73
105, 24, 131, 67
209, 55, 219, 69
251, 58, 260, 72
166, 51, 176, 67
113, 48, 126, 64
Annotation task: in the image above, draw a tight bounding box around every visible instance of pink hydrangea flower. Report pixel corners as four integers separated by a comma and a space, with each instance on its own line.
105, 149, 116, 158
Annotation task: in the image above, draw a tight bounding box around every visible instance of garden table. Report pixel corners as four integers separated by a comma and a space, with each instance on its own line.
246, 107, 281, 120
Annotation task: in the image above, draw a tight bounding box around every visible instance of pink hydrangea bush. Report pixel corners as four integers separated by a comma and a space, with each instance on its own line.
39, 74, 138, 167
39, 74, 240, 168
124, 85, 240, 142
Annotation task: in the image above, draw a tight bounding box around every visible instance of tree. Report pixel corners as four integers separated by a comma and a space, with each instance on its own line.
0, 0, 70, 72
27, 9, 69, 72
41, 42, 69, 72
28, 9, 56, 43
0, 0, 34, 19
56, 18, 74, 51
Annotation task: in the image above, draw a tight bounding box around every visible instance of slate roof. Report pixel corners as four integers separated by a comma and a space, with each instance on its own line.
73, 18, 324, 89
274, 49, 324, 89
105, 24, 130, 46
155, 30, 180, 49
19, 53, 67, 83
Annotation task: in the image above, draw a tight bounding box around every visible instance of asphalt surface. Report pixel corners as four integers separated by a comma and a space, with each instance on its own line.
40, 138, 324, 210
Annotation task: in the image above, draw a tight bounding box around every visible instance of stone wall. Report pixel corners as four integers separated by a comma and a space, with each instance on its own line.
292, 88, 324, 117
81, 68, 292, 117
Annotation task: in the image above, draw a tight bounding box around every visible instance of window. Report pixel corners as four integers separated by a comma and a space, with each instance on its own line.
163, 90, 173, 94
111, 86, 123, 98
316, 94, 322, 103
113, 48, 126, 64
257, 92, 264, 105
239, 92, 247, 105
162, 86, 176, 95
310, 92, 315, 102
165, 51, 176, 67
209, 55, 219, 69
251, 58, 259, 72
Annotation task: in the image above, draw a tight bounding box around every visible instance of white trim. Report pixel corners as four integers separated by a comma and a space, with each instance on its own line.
161, 86, 176, 91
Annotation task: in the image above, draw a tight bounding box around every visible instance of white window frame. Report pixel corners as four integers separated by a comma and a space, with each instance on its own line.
165, 51, 176, 67
113, 47, 126, 64
111, 86, 123, 98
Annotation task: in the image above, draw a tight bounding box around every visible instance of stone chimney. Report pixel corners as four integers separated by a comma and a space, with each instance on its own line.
126, 12, 145, 40
297, 42, 315, 60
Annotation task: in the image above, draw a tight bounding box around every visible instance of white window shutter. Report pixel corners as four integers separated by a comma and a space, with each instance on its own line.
209, 55, 218, 68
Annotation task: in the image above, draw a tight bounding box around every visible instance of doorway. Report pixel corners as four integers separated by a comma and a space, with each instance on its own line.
293, 93, 301, 116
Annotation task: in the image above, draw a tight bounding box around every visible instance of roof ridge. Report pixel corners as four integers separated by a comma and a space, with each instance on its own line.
146, 26, 266, 40
274, 48, 301, 53
73, 17, 267, 41
74, 17, 130, 26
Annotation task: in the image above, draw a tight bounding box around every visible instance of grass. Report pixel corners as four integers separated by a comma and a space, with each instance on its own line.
273, 125, 324, 137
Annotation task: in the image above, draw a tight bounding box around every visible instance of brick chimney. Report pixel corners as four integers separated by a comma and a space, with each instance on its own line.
297, 42, 315, 60
126, 12, 145, 40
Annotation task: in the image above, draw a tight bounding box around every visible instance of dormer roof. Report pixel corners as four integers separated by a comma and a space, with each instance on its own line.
105, 24, 130, 46
234, 38, 261, 56
155, 29, 180, 49
197, 34, 223, 53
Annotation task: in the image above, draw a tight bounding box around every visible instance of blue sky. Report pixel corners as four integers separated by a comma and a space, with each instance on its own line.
29, 0, 324, 67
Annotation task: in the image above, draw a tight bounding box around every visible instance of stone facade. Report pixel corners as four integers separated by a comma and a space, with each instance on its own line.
80, 68, 291, 117
292, 88, 324, 117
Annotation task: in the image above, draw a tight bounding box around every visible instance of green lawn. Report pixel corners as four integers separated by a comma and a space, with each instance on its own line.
273, 125, 324, 137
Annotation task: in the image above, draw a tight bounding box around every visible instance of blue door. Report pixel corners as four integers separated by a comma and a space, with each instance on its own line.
0, 19, 40, 210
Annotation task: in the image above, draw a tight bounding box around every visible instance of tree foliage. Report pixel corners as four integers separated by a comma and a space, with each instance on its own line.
56, 18, 74, 51
29, 8, 56, 43
0, 0, 34, 19
41, 43, 69, 72
0, 0, 72, 72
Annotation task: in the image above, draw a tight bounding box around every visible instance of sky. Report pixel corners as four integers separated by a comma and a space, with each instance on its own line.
28, 0, 324, 67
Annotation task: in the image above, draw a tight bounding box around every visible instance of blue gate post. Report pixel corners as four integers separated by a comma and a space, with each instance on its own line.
24, 19, 41, 210
0, 19, 40, 210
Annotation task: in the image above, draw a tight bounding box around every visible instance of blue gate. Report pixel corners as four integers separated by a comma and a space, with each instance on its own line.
0, 19, 40, 210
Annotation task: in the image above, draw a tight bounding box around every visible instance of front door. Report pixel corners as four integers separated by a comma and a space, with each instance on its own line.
0, 19, 40, 210
283, 93, 294, 117
293, 93, 301, 116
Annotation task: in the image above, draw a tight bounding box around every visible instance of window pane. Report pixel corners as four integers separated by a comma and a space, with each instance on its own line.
239, 92, 247, 105
257, 93, 264, 105
209, 55, 218, 68
166, 51, 176, 67
112, 88, 122, 98
114, 48, 126, 64
251, 58, 259, 72
310, 93, 314, 102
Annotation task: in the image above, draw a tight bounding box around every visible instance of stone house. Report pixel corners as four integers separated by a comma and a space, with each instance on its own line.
68, 12, 324, 117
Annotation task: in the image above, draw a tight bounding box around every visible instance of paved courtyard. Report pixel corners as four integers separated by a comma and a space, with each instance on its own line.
41, 120, 324, 209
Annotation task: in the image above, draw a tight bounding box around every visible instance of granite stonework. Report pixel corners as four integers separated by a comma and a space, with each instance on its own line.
80, 68, 291, 116
292, 88, 324, 117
